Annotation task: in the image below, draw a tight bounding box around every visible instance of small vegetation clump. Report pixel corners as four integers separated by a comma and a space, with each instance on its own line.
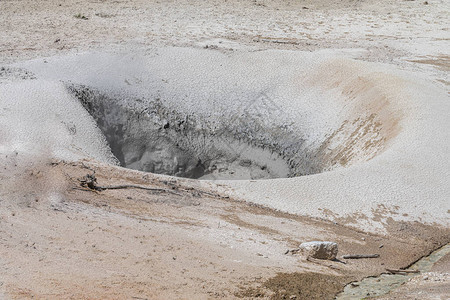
74, 13, 88, 20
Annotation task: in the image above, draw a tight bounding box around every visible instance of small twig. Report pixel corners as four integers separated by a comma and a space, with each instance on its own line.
343, 254, 380, 259
284, 248, 300, 255
97, 184, 180, 195
196, 190, 220, 198
72, 187, 96, 192
386, 268, 419, 274
258, 38, 300, 45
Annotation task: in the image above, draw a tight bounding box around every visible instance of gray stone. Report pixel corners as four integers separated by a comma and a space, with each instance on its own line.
299, 241, 338, 260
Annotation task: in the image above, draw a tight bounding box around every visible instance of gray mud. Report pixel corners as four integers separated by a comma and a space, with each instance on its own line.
67, 84, 302, 180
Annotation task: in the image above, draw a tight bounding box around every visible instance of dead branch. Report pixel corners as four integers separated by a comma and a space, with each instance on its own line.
79, 173, 180, 195
96, 184, 181, 195
342, 254, 380, 259
79, 173, 99, 190
386, 268, 419, 274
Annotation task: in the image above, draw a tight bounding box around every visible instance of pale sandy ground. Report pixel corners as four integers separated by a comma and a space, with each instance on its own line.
0, 159, 447, 299
0, 0, 449, 299
0, 0, 449, 70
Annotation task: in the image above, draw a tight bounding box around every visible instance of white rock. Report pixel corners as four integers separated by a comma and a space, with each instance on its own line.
299, 241, 338, 260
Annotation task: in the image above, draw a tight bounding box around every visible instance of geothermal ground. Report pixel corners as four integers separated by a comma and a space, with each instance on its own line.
0, 0, 449, 299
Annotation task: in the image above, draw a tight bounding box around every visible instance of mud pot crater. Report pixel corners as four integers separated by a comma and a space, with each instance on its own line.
62, 51, 397, 180
68, 84, 308, 180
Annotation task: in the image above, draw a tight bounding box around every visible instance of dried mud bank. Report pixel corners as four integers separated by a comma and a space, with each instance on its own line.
0, 160, 448, 299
